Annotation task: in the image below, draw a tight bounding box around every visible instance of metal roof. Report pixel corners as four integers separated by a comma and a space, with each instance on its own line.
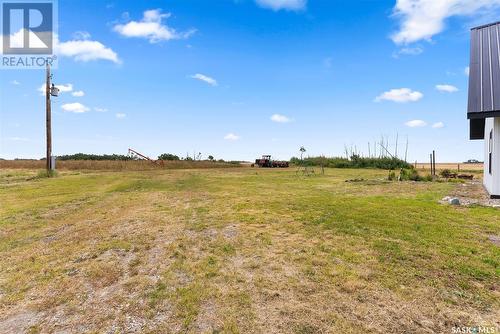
467, 22, 500, 119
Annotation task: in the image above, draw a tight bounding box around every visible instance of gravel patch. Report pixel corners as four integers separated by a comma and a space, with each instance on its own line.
440, 180, 500, 208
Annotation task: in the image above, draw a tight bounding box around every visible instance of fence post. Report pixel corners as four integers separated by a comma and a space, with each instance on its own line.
430, 154, 433, 176
432, 150, 436, 176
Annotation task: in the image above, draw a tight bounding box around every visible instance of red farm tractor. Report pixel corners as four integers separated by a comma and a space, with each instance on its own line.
253, 155, 289, 168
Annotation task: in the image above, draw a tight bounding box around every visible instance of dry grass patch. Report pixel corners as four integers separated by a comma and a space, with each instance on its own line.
0, 167, 498, 333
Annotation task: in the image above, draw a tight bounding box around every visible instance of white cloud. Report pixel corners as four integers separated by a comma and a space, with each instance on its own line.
54, 83, 73, 93
4, 28, 48, 49
391, 0, 500, 45
116, 113, 126, 119
224, 133, 240, 141
7, 137, 29, 142
436, 84, 458, 93
405, 119, 427, 127
432, 121, 445, 128
393, 46, 424, 57
10, 80, 20, 85
0, 30, 120, 64
464, 66, 470, 76
38, 83, 73, 95
113, 9, 195, 43
72, 90, 85, 97
190, 73, 217, 86
255, 0, 307, 11
72, 31, 91, 40
56, 37, 121, 63
270, 114, 292, 123
7, 29, 23, 48
94, 107, 108, 112
61, 102, 90, 113
374, 88, 423, 103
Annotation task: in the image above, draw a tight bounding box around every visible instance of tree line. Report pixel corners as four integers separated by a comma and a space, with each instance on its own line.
55, 153, 220, 162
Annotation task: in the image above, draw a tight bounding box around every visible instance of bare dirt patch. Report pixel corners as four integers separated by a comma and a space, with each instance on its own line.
441, 179, 500, 208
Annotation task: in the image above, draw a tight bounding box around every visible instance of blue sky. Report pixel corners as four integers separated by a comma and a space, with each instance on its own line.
1, 0, 500, 162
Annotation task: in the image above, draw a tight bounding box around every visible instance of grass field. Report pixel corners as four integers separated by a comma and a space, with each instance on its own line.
0, 160, 241, 171
0, 167, 499, 333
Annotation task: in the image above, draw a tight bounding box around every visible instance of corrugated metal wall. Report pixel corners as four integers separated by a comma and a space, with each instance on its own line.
468, 22, 500, 116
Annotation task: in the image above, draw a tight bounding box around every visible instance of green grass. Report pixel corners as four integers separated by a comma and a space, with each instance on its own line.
0, 167, 498, 333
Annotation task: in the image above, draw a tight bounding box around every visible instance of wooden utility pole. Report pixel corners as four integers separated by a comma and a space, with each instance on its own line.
46, 64, 52, 174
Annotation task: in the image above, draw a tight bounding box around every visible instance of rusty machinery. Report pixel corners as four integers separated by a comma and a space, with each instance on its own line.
253, 155, 289, 168
128, 148, 164, 166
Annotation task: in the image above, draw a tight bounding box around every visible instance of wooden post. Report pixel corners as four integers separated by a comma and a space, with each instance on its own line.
430, 154, 433, 175
46, 64, 52, 175
432, 150, 436, 176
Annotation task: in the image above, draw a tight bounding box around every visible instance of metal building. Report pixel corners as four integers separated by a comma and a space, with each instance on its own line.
467, 21, 500, 198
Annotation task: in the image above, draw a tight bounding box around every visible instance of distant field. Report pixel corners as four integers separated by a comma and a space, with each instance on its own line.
0, 167, 498, 333
414, 162, 484, 172
0, 159, 241, 171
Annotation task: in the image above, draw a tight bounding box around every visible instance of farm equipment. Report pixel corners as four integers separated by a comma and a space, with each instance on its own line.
440, 169, 474, 180
253, 155, 289, 168
128, 148, 164, 166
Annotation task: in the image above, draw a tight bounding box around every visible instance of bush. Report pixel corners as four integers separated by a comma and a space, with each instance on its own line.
399, 168, 422, 181
422, 174, 433, 182
291, 155, 412, 170
440, 169, 452, 178
398, 169, 436, 182
158, 153, 180, 161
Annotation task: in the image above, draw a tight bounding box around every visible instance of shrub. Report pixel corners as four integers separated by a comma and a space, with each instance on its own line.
158, 153, 180, 161
440, 169, 452, 178
399, 168, 421, 181
422, 174, 433, 182
291, 155, 411, 170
